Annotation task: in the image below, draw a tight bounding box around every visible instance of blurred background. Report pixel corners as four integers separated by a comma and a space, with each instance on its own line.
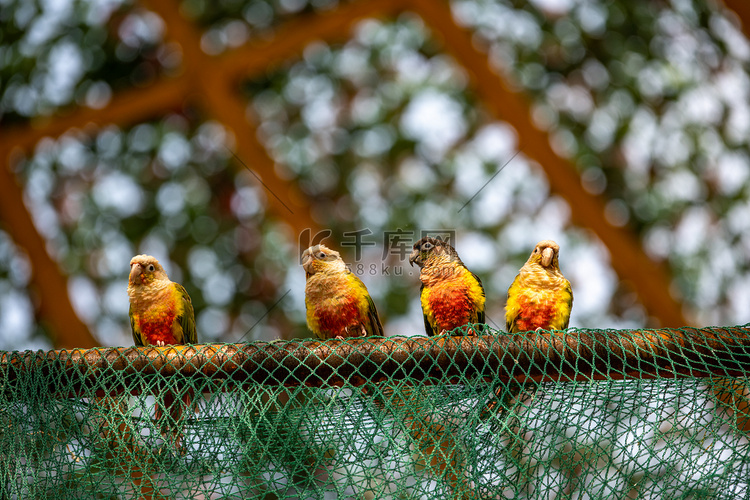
1, 0, 750, 351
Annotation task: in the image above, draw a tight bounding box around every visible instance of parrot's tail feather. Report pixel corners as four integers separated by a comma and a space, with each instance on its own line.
480, 381, 536, 422
155, 388, 197, 424
154, 387, 197, 451
179, 387, 197, 418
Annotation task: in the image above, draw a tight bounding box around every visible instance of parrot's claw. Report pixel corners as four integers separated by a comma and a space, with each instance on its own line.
156, 340, 166, 347
335, 335, 345, 340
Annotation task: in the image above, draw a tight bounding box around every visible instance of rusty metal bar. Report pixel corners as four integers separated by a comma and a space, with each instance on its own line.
2, 326, 750, 398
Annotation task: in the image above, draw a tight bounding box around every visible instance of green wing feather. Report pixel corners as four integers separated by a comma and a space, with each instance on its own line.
130, 304, 145, 346
505, 274, 522, 333
365, 294, 384, 336
471, 270, 486, 325
423, 314, 438, 337
175, 283, 197, 344
352, 274, 384, 337
560, 280, 573, 330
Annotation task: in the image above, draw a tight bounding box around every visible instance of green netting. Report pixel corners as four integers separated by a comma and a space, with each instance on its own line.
2, 325, 750, 499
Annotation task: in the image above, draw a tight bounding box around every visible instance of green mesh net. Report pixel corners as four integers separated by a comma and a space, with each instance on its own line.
2, 325, 750, 499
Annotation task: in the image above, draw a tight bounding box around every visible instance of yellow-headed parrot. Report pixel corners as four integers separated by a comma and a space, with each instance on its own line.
484, 240, 573, 423
506, 240, 572, 333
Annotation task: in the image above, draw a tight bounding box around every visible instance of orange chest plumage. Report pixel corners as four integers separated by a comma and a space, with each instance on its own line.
132, 287, 182, 345
421, 267, 483, 332
427, 289, 475, 330
507, 275, 571, 332
314, 294, 363, 335
512, 292, 559, 332
306, 272, 369, 338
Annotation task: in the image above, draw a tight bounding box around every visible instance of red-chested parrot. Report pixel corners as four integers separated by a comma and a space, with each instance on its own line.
302, 244, 383, 339
128, 254, 196, 443
409, 236, 485, 336
128, 254, 196, 347
505, 240, 572, 333
484, 240, 574, 421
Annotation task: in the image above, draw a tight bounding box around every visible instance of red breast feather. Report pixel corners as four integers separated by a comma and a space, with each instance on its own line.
421, 261, 484, 334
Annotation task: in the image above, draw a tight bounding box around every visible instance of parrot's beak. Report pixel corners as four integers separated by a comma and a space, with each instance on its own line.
541, 247, 554, 267
129, 263, 143, 285
301, 251, 313, 275
408, 249, 421, 268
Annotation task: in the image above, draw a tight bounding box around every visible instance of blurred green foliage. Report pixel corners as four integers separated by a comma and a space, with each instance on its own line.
1, 0, 750, 348
454, 0, 750, 324
0, 0, 179, 125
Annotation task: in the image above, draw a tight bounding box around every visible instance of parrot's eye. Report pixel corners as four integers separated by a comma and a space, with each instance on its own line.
422, 242, 432, 250
147, 264, 155, 272
318, 252, 326, 258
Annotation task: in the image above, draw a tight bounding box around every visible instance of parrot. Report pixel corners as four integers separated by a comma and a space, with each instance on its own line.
302, 244, 384, 339
483, 240, 573, 422
505, 240, 573, 333
127, 254, 196, 443
409, 236, 485, 336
